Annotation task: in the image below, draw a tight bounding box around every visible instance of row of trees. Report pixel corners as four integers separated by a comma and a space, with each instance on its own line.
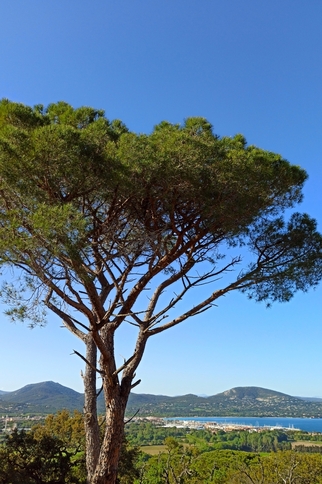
1, 99, 322, 482
125, 421, 322, 453
140, 441, 322, 484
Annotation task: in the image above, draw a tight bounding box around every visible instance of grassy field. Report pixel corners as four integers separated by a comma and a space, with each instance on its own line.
140, 443, 194, 455
140, 445, 167, 455
291, 441, 322, 449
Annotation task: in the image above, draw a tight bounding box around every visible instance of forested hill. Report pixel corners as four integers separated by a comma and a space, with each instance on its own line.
0, 381, 84, 413
127, 386, 322, 417
1, 382, 322, 417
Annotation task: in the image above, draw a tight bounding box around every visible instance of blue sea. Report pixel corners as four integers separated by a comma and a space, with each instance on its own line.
165, 417, 322, 433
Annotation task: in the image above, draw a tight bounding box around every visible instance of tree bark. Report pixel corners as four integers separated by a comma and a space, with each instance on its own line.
91, 380, 129, 484
83, 335, 101, 483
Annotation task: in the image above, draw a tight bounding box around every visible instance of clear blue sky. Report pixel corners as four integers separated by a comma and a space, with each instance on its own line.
1, 0, 322, 398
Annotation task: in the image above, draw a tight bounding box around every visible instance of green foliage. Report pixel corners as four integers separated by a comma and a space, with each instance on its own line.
32, 409, 85, 452
126, 421, 292, 453
125, 421, 189, 446
116, 440, 141, 484
137, 444, 322, 484
0, 411, 142, 484
3, 418, 322, 484
291, 430, 322, 442
0, 428, 82, 483
294, 444, 322, 453
0, 99, 321, 330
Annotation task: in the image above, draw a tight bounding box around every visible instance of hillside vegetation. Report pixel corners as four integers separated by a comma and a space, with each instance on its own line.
1, 382, 322, 418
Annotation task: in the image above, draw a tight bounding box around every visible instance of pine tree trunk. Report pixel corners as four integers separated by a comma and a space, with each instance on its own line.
91, 381, 128, 484
83, 335, 101, 483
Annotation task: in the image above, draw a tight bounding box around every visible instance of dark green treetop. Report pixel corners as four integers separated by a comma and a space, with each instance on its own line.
0, 100, 319, 333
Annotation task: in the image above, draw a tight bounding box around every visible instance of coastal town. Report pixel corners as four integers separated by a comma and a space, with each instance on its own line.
0, 414, 301, 436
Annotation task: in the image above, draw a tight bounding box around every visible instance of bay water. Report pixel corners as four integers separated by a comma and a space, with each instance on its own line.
165, 417, 322, 433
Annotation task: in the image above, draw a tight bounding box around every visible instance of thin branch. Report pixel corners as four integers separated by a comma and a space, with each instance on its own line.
113, 354, 136, 376
124, 320, 141, 327
145, 256, 242, 327
34, 259, 94, 321
124, 408, 140, 424
112, 233, 208, 330
72, 349, 105, 375
68, 315, 91, 332
63, 267, 87, 308
96, 385, 103, 398
44, 291, 86, 341
145, 260, 272, 335
131, 379, 141, 389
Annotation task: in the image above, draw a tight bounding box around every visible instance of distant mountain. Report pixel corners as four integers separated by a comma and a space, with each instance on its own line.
213, 386, 291, 400
297, 396, 322, 402
1, 382, 322, 418
127, 387, 322, 418
0, 390, 9, 395
0, 381, 84, 413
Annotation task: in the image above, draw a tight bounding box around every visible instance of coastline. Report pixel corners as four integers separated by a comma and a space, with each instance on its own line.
163, 416, 322, 433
